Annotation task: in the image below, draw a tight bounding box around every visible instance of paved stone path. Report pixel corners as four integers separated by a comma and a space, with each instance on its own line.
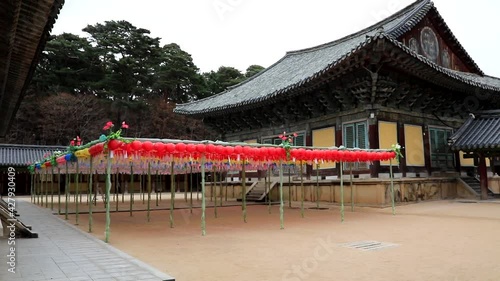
0, 200, 174, 281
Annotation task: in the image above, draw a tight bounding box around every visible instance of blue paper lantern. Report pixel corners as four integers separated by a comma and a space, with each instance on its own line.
64, 153, 73, 162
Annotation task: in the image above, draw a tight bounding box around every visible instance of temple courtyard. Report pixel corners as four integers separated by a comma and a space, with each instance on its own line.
18, 196, 499, 281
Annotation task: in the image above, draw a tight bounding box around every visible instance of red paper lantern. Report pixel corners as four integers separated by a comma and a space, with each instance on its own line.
242, 146, 251, 156
131, 140, 142, 151
142, 141, 154, 152
234, 145, 243, 155
108, 139, 123, 151
225, 146, 234, 155
186, 144, 196, 153
196, 144, 206, 153
165, 143, 175, 154
215, 145, 225, 155
155, 142, 167, 154
206, 144, 216, 154
175, 143, 186, 153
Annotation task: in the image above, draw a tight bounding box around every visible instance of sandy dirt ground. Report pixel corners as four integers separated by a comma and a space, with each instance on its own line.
40, 195, 500, 281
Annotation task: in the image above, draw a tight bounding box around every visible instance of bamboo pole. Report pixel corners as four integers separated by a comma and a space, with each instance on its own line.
300, 161, 304, 218
115, 172, 119, 212
121, 173, 125, 203
156, 170, 159, 207
219, 171, 223, 207
288, 166, 292, 208
30, 173, 34, 203
225, 171, 228, 202
104, 154, 112, 243
159, 173, 162, 202
316, 163, 320, 209
170, 161, 175, 228
390, 159, 396, 215
279, 161, 284, 230
184, 168, 188, 203
57, 168, 61, 215
88, 157, 93, 233
242, 161, 247, 223
147, 163, 151, 222
41, 171, 44, 207
214, 167, 218, 218
129, 165, 134, 217
65, 163, 69, 220
45, 169, 48, 208
190, 165, 193, 214
340, 161, 344, 223
350, 162, 354, 212
201, 154, 206, 236
141, 174, 144, 204
75, 162, 79, 225
210, 170, 214, 202
267, 168, 271, 214
50, 167, 54, 210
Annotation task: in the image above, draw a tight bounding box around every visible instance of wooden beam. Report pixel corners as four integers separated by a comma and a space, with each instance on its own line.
478, 154, 489, 200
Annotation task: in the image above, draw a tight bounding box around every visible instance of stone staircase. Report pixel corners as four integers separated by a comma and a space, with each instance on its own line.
460, 176, 495, 198
239, 180, 278, 202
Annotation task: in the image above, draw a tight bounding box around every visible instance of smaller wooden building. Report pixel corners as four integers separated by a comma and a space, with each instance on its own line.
0, 144, 66, 195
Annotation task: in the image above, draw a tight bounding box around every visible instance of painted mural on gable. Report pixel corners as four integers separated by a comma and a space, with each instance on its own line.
399, 15, 473, 73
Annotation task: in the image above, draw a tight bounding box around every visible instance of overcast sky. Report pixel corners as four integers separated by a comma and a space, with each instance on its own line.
52, 0, 500, 77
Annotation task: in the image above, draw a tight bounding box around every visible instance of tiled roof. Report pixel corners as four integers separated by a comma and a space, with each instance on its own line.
174, 0, 500, 117
449, 110, 500, 152
0, 144, 67, 166
0, 0, 65, 137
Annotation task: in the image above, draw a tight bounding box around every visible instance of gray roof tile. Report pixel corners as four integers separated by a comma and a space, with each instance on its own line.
0, 144, 66, 166
449, 111, 500, 151
174, 0, 500, 116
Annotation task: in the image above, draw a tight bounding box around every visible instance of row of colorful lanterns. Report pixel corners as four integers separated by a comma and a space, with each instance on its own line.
35, 140, 397, 170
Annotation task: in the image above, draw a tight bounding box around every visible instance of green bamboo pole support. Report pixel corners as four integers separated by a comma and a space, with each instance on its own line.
288, 166, 292, 208
210, 170, 214, 202
316, 163, 320, 209
300, 161, 304, 218
219, 172, 223, 207
129, 165, 134, 217
224, 171, 228, 202
65, 163, 69, 220
36, 174, 40, 205
147, 163, 151, 222
141, 174, 144, 204
201, 154, 206, 236
88, 157, 93, 233
57, 168, 61, 215
268, 167, 271, 214
45, 169, 48, 208
115, 172, 119, 212
156, 170, 159, 207
390, 159, 396, 215
75, 162, 79, 225
50, 167, 54, 210
184, 169, 188, 203
41, 171, 44, 207
159, 174, 162, 202
121, 173, 124, 203
242, 161, 247, 223
340, 161, 344, 223
279, 161, 285, 230
169, 162, 175, 228
30, 173, 34, 203
214, 167, 218, 218
104, 154, 112, 243
350, 162, 354, 212
190, 165, 193, 214
196, 169, 200, 201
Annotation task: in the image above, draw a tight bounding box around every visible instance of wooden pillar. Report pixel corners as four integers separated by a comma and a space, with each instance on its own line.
454, 151, 461, 174
478, 154, 488, 200
397, 122, 407, 177
422, 125, 432, 176
369, 120, 379, 178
